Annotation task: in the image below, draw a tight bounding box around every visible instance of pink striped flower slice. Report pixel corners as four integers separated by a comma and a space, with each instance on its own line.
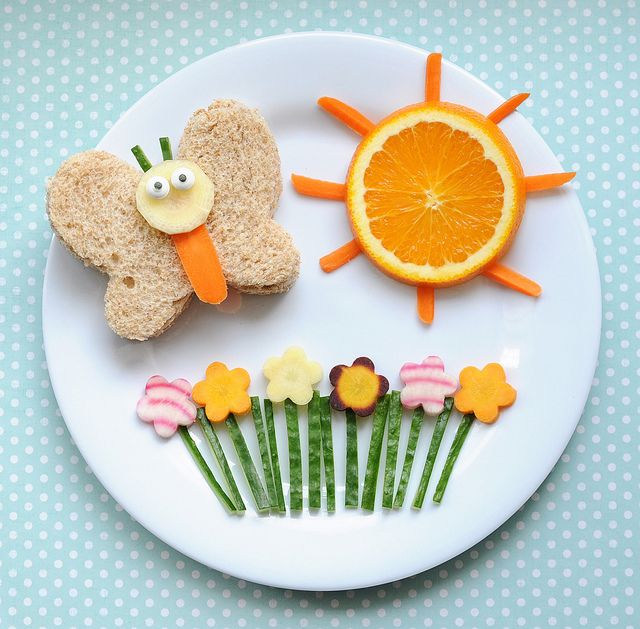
399, 356, 458, 416
137, 375, 197, 438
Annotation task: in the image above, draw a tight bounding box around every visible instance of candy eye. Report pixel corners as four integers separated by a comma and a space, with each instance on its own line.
146, 176, 170, 199
171, 167, 196, 190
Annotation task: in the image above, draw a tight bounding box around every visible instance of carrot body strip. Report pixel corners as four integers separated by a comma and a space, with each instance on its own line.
483, 263, 542, 297
318, 97, 375, 136
171, 224, 228, 304
425, 52, 442, 102
524, 172, 576, 192
487, 93, 530, 123
417, 285, 435, 324
291, 174, 346, 200
319, 240, 362, 273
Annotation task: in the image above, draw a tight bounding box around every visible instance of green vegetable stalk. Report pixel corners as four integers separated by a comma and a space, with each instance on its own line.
412, 398, 454, 509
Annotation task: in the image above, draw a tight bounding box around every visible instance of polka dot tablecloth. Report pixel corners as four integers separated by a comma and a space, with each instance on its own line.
1, 0, 638, 626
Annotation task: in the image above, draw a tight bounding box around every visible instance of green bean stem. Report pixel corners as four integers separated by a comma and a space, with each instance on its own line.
284, 399, 303, 511
319, 397, 336, 513
382, 391, 403, 508
225, 415, 270, 513
178, 426, 237, 513
263, 399, 286, 513
392, 407, 424, 508
196, 408, 245, 512
433, 414, 475, 503
361, 395, 390, 511
412, 398, 454, 509
250, 397, 278, 510
345, 409, 359, 508
307, 392, 322, 510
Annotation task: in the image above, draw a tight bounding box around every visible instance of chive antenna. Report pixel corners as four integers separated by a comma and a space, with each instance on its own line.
131, 145, 153, 172
159, 136, 173, 161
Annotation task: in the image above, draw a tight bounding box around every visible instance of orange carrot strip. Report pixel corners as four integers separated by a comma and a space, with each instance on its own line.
425, 52, 442, 102
417, 285, 435, 324
319, 240, 361, 273
317, 97, 375, 136
487, 93, 530, 123
483, 263, 541, 297
291, 174, 346, 200
524, 172, 576, 192
172, 225, 228, 304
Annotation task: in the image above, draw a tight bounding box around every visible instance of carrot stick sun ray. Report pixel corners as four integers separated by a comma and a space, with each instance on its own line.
290, 174, 346, 200
483, 263, 541, 297
425, 52, 442, 102
487, 92, 530, 124
524, 172, 576, 192
320, 240, 362, 273
417, 285, 435, 324
317, 97, 375, 136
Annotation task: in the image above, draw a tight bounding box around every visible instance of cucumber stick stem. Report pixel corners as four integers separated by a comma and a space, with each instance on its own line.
196, 409, 245, 512
263, 399, 286, 513
307, 392, 322, 510
250, 397, 278, 510
413, 398, 454, 509
345, 409, 359, 508
225, 415, 270, 513
361, 395, 390, 511
284, 399, 303, 511
319, 397, 336, 512
392, 407, 424, 508
382, 391, 403, 508
178, 426, 237, 513
433, 414, 474, 503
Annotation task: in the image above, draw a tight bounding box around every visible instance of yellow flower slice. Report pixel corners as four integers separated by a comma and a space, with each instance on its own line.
263, 347, 323, 405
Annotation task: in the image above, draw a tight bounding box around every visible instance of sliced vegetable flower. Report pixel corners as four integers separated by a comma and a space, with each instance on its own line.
329, 357, 389, 416
399, 355, 458, 415
192, 362, 251, 422
136, 375, 197, 438
263, 346, 323, 405
454, 363, 516, 423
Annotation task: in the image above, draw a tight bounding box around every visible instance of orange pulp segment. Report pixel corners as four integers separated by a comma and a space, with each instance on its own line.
346, 102, 526, 286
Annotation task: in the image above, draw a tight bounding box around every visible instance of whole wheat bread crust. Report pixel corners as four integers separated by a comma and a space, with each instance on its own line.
46, 100, 299, 340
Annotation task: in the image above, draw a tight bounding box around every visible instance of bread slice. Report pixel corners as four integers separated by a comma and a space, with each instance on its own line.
179, 100, 300, 293
46, 100, 299, 340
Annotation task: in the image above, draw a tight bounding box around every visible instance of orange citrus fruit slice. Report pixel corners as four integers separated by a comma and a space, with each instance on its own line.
346, 102, 526, 286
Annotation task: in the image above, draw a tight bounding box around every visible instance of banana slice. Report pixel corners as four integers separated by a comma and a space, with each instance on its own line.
136, 159, 214, 234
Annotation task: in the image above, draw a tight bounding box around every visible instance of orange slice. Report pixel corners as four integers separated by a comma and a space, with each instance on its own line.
346, 102, 526, 286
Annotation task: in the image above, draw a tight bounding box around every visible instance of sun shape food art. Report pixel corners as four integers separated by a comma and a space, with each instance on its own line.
292, 52, 575, 323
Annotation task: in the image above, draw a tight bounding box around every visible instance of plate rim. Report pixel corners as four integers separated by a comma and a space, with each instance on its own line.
42, 31, 602, 590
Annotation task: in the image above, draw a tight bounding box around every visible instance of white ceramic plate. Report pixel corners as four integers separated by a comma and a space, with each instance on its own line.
43, 33, 601, 590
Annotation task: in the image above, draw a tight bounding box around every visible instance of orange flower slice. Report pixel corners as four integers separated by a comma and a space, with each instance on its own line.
454, 363, 516, 423
346, 102, 526, 286
192, 361, 251, 423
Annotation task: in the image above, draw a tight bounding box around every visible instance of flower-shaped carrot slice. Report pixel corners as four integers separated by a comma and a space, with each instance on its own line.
454, 363, 516, 423
192, 362, 251, 422
263, 346, 323, 405
329, 357, 389, 416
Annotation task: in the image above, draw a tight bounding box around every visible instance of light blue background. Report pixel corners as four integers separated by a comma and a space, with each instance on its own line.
1, 0, 638, 627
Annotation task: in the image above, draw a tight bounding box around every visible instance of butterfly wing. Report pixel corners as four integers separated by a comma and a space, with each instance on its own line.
178, 100, 300, 293
46, 150, 193, 340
